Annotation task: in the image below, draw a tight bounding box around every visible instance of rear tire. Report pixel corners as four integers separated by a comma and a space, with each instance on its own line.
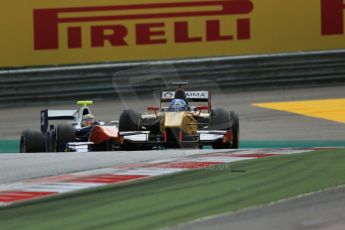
229, 111, 240, 149
20, 130, 46, 153
209, 108, 231, 130
45, 132, 56, 152
56, 124, 75, 152
119, 110, 140, 132
209, 109, 240, 149
119, 110, 141, 151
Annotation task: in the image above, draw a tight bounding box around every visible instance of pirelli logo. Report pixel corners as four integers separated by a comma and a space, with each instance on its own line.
33, 0, 254, 50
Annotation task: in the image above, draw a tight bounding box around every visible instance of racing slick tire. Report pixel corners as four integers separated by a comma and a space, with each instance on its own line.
119, 110, 141, 150
119, 109, 140, 132
45, 132, 56, 152
20, 130, 46, 153
55, 124, 75, 152
209, 108, 231, 130
209, 109, 239, 149
229, 111, 240, 149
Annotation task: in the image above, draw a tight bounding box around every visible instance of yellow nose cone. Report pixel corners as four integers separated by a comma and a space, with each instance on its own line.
164, 112, 184, 128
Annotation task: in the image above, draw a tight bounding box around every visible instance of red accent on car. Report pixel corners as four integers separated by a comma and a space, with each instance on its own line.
164, 131, 167, 142
89, 125, 118, 144
196, 105, 209, 110
147, 106, 160, 111
224, 130, 233, 142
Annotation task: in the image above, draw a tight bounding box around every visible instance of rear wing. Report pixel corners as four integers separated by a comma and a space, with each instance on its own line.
160, 90, 211, 112
40, 109, 77, 133
161, 91, 210, 102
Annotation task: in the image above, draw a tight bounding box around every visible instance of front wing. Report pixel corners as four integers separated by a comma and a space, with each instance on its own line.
119, 130, 229, 147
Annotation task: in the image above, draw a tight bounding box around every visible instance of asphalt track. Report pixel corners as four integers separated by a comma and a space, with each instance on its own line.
0, 149, 221, 184
0, 84, 344, 229
0, 84, 344, 182
0, 84, 344, 140
171, 186, 345, 230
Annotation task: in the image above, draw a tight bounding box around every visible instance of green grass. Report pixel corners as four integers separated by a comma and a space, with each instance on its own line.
240, 140, 345, 148
1, 149, 345, 230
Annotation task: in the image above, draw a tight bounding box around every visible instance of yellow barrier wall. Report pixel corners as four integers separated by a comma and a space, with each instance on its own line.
0, 0, 344, 67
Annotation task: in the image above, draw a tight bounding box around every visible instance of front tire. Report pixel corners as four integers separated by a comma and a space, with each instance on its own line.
20, 130, 46, 153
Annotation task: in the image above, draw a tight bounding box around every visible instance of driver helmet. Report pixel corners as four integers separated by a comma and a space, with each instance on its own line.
81, 114, 96, 127
170, 99, 188, 111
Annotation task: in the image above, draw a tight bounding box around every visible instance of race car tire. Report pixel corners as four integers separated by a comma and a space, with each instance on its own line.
119, 109, 140, 131
45, 132, 56, 152
209, 109, 240, 149
20, 130, 46, 153
209, 108, 231, 130
56, 124, 75, 152
229, 111, 240, 149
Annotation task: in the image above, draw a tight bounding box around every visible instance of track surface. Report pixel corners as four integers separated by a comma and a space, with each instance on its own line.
0, 85, 344, 140
0, 85, 344, 183
172, 186, 345, 230
0, 85, 344, 229
0, 149, 221, 184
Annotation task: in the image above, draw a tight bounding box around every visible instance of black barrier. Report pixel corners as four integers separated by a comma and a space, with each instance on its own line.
1, 50, 345, 107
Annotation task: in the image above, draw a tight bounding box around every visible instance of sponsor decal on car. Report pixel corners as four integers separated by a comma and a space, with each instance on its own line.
161, 91, 208, 99
163, 92, 174, 99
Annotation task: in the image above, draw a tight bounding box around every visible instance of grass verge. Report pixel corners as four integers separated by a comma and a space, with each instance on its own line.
1, 149, 345, 229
